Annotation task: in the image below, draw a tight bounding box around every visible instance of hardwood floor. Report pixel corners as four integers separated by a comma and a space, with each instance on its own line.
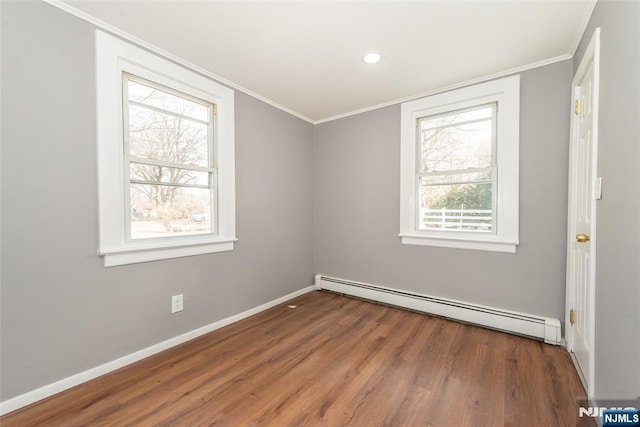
1, 291, 588, 426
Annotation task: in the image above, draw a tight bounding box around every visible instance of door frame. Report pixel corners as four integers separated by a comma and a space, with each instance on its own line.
565, 27, 600, 397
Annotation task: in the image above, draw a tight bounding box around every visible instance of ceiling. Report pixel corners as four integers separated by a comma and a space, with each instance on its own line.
58, 0, 596, 123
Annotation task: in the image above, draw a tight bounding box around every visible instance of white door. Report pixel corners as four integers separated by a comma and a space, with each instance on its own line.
566, 28, 600, 396
572, 64, 594, 382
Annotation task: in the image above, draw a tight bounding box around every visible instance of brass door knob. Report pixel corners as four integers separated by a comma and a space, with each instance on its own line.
576, 233, 590, 243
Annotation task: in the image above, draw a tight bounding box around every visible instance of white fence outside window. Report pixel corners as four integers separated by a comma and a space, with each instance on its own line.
420, 208, 493, 231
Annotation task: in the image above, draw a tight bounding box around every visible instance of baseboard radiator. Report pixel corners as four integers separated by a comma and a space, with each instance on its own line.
314, 275, 562, 345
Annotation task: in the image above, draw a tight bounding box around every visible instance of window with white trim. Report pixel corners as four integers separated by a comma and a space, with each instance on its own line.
400, 76, 520, 253
96, 31, 236, 266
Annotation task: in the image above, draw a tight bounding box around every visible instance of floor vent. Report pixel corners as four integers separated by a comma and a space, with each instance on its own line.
315, 274, 561, 345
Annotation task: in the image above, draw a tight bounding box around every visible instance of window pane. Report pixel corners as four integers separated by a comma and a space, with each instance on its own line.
419, 105, 494, 173
128, 104, 209, 167
130, 164, 209, 186
128, 79, 210, 122
130, 184, 212, 239
419, 182, 493, 231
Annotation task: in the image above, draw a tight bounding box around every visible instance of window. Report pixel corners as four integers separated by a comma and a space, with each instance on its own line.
125, 75, 216, 240
400, 76, 520, 252
97, 32, 236, 266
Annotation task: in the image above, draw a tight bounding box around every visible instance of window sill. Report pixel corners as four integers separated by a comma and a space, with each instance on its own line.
99, 238, 237, 267
399, 233, 518, 253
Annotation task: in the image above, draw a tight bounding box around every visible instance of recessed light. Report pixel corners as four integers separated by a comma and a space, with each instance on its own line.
362, 52, 381, 64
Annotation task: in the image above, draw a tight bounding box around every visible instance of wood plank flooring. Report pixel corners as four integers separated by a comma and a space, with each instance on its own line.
1, 291, 588, 426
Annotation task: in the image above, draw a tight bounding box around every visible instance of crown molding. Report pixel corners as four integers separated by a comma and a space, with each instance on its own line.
44, 0, 591, 126
314, 54, 572, 124
43, 0, 315, 124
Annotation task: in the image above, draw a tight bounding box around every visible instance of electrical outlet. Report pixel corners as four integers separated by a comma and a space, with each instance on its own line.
171, 294, 183, 313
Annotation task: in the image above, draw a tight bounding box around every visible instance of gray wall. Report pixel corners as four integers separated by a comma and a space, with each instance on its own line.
0, 1, 314, 400
574, 0, 640, 399
315, 60, 573, 322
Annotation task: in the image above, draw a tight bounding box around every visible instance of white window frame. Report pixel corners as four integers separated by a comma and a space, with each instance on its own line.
400, 76, 520, 253
96, 31, 236, 266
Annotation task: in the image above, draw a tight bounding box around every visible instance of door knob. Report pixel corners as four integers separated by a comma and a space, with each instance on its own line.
576, 233, 590, 243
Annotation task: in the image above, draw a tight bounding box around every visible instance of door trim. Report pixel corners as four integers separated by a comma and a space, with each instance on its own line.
565, 27, 600, 397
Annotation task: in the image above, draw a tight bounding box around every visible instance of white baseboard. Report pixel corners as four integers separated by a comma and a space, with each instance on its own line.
0, 286, 314, 416
315, 274, 562, 345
